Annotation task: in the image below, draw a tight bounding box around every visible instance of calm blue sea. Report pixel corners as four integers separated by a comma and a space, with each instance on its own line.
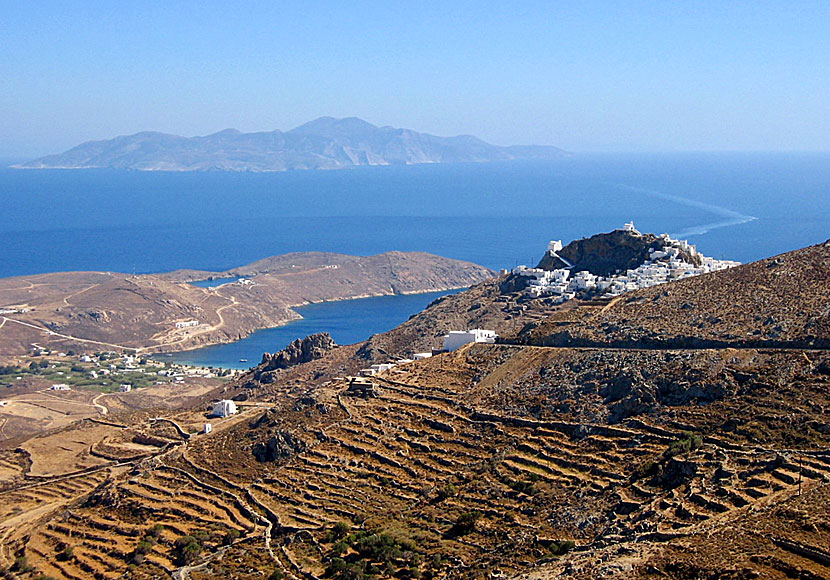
160, 289, 457, 369
2, 154, 828, 366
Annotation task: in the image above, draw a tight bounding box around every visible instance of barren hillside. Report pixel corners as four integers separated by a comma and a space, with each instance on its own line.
1, 241, 829, 580
0, 252, 494, 357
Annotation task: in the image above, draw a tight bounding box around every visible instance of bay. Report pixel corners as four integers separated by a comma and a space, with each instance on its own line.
156, 289, 456, 369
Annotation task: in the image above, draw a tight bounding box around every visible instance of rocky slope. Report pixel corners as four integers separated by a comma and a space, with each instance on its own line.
2, 240, 829, 580
519, 239, 830, 349
14, 117, 566, 172
536, 228, 701, 276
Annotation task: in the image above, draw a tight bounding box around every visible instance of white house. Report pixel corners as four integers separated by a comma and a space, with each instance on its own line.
204, 423, 213, 434
175, 320, 199, 329
212, 399, 238, 417
547, 240, 563, 253
50, 384, 71, 391
358, 362, 397, 377
442, 329, 498, 352
413, 352, 433, 360
119, 384, 132, 393
623, 221, 639, 233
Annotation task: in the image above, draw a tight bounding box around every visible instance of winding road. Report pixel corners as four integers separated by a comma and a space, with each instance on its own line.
91, 393, 109, 415
0, 316, 140, 352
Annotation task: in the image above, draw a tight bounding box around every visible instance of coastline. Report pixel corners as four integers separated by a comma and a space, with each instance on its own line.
144, 283, 472, 357
0, 252, 494, 358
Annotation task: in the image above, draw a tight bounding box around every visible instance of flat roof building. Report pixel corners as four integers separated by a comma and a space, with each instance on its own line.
212, 399, 238, 417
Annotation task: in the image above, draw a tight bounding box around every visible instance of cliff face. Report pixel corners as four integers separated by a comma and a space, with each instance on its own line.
536, 228, 700, 276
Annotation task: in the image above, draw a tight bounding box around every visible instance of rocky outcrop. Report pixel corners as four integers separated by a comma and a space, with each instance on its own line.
521, 241, 830, 350
260, 333, 337, 371
537, 228, 700, 276
252, 430, 307, 463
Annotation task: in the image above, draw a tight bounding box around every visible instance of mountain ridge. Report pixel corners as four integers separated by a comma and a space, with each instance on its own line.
13, 117, 567, 172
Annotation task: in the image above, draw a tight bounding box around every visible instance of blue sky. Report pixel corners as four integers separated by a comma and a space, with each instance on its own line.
2, 1, 829, 156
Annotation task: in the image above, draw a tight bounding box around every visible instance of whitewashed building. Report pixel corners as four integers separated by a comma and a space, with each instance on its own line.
50, 384, 71, 391
119, 384, 132, 392
514, 223, 740, 302
442, 329, 498, 352
212, 399, 238, 417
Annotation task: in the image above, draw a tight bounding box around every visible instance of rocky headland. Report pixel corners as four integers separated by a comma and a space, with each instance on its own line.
0, 251, 494, 357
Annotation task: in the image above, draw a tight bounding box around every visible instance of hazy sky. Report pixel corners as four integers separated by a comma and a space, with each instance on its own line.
2, 1, 829, 156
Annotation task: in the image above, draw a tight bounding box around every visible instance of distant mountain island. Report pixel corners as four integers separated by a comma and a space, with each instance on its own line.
13, 117, 566, 172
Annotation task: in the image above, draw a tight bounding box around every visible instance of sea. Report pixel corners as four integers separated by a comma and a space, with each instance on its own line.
2, 153, 828, 367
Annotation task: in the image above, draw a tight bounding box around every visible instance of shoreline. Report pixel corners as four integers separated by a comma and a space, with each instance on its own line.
0, 251, 494, 359
147, 285, 465, 361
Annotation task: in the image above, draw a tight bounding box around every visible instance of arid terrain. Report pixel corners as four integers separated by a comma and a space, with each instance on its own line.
0, 239, 828, 580
0, 251, 493, 358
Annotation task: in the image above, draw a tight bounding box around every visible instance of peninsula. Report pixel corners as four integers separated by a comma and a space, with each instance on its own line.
13, 116, 566, 172
0, 251, 494, 357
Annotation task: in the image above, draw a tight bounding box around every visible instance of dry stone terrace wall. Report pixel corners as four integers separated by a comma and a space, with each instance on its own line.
8, 339, 829, 579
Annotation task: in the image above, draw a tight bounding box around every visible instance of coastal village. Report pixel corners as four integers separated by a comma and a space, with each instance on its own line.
0, 348, 238, 395
513, 222, 741, 302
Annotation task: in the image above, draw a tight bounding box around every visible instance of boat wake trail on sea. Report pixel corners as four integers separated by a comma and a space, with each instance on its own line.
610, 182, 758, 238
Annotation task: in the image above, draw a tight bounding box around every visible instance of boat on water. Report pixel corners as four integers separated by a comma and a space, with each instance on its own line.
239, 359, 248, 363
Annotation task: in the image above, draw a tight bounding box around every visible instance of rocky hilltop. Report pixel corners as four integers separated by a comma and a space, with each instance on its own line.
1, 239, 829, 580
520, 239, 830, 349
13, 116, 566, 172
536, 228, 701, 276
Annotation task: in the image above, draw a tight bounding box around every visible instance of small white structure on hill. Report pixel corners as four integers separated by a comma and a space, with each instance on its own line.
359, 363, 397, 377
623, 221, 639, 233
212, 399, 238, 417
50, 384, 71, 391
442, 329, 497, 352
548, 240, 563, 253
175, 320, 199, 329
204, 423, 213, 434
119, 384, 132, 393
413, 352, 433, 360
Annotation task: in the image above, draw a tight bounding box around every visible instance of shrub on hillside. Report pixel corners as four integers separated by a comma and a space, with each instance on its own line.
173, 535, 202, 565
449, 511, 482, 536
665, 431, 703, 458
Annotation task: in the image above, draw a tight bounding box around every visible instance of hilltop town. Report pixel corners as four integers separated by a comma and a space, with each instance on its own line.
513, 222, 740, 301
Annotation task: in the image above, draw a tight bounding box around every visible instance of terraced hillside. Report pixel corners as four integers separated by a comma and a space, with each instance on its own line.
1, 240, 829, 579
